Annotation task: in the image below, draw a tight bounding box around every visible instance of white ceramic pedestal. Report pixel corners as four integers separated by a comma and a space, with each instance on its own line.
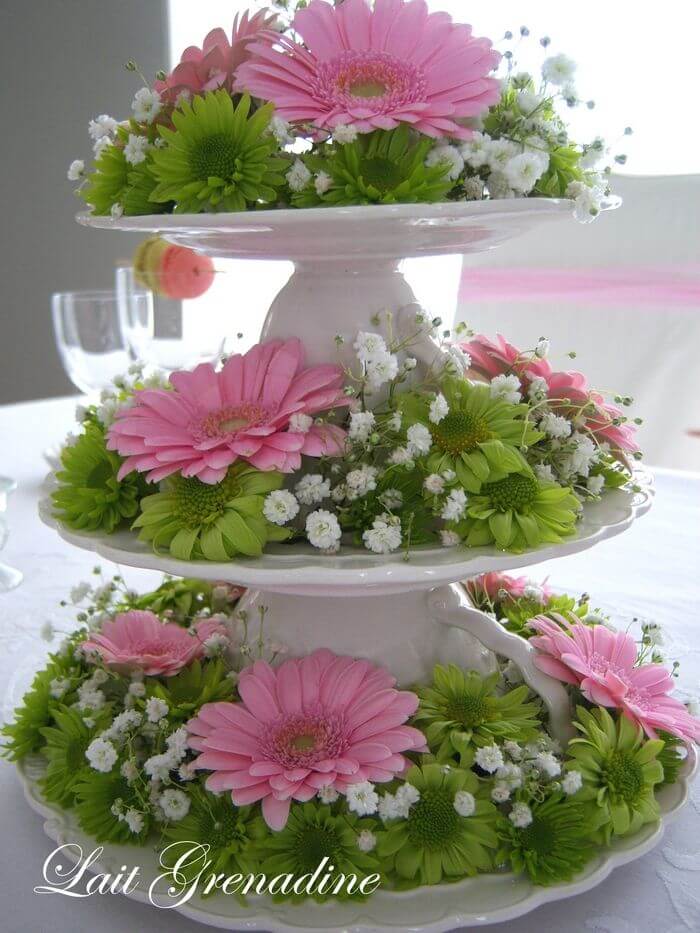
77, 198, 622, 742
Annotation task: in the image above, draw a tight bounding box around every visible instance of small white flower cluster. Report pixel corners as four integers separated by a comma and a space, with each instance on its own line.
441, 488, 468, 522
75, 670, 108, 714
346, 464, 378, 500
144, 724, 190, 782
131, 87, 162, 124
286, 158, 312, 193
295, 474, 331, 506
345, 780, 379, 816
124, 133, 150, 166
268, 115, 294, 147
305, 509, 342, 552
490, 373, 522, 405
458, 132, 550, 200
333, 123, 358, 145
86, 736, 118, 773
110, 798, 145, 834
362, 514, 402, 554
354, 331, 399, 393
453, 790, 476, 817
202, 630, 230, 658
566, 177, 610, 223
483, 735, 580, 814
69, 112, 121, 181
348, 410, 376, 443
378, 782, 421, 821
263, 489, 300, 526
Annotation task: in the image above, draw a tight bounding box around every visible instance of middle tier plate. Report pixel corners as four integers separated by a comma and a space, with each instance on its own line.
39, 470, 653, 595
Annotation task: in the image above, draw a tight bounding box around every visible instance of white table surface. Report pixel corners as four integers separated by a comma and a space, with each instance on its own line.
0, 395, 699, 933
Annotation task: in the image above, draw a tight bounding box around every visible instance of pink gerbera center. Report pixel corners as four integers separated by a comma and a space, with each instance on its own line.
196, 403, 269, 440
585, 652, 629, 680
316, 50, 425, 112
262, 712, 347, 769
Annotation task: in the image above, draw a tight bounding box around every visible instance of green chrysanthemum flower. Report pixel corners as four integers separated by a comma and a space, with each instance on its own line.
378, 763, 498, 886
452, 466, 580, 552
400, 377, 541, 494
133, 463, 292, 561
161, 785, 261, 887
74, 769, 149, 844
81, 130, 163, 216
565, 706, 664, 842
293, 126, 453, 207
498, 792, 596, 885
657, 731, 686, 787
1, 654, 78, 760
414, 667, 541, 762
40, 707, 107, 805
146, 658, 235, 722
149, 91, 287, 212
253, 803, 380, 903
52, 423, 147, 533
123, 578, 222, 623
500, 593, 584, 637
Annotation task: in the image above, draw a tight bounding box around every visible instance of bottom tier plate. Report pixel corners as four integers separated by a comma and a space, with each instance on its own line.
18, 747, 697, 932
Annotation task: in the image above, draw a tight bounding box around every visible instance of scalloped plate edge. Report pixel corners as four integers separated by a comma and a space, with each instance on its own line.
37, 472, 654, 590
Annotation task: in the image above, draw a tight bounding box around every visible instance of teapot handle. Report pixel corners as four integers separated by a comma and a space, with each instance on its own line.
427, 585, 575, 744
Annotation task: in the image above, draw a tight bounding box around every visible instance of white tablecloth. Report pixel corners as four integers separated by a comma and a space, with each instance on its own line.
1, 396, 699, 933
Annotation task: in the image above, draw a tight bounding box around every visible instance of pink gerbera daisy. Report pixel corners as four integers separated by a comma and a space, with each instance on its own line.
545, 371, 639, 456
460, 333, 552, 384
82, 610, 226, 677
187, 649, 427, 829
460, 335, 639, 458
235, 0, 501, 139
466, 571, 552, 606
529, 615, 700, 743
155, 9, 277, 103
108, 338, 348, 484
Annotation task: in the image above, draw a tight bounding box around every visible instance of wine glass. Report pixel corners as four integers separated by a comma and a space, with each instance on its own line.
116, 263, 232, 372
49, 289, 139, 469
0, 477, 22, 592
115, 258, 290, 372
51, 289, 138, 395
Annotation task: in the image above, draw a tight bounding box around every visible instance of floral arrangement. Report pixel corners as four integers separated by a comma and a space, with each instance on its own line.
50, 321, 642, 560
67, 1, 626, 222
4, 571, 697, 895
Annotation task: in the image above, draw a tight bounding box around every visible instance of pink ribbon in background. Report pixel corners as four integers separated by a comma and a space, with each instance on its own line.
459, 264, 700, 308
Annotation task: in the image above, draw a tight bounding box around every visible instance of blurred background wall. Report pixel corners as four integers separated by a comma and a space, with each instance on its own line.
0, 0, 167, 403
0, 1, 698, 470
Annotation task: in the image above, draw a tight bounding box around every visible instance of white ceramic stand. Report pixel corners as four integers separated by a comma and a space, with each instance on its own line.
77, 199, 620, 736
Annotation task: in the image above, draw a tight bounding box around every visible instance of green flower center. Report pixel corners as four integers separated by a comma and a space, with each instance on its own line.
202, 807, 247, 851
444, 692, 489, 728
190, 133, 241, 181
407, 788, 459, 849
294, 825, 342, 873
482, 473, 538, 512
430, 411, 491, 455
360, 156, 403, 192
351, 80, 388, 98
172, 473, 241, 528
519, 816, 554, 855
604, 751, 644, 802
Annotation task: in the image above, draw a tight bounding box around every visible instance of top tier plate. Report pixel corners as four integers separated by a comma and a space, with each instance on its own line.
77, 198, 576, 261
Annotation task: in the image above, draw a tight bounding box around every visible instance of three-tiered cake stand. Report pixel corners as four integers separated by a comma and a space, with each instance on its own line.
31, 198, 691, 931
